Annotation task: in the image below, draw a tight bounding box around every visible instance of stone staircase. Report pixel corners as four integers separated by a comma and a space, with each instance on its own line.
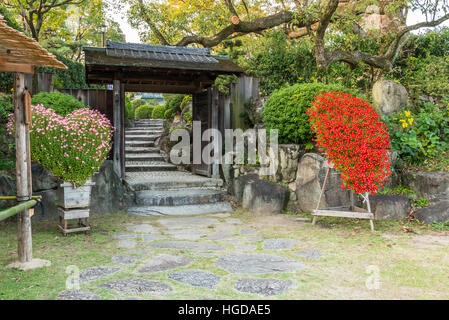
124, 119, 232, 216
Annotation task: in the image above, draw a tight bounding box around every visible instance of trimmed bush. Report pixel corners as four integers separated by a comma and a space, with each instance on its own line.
164, 108, 175, 120
135, 104, 154, 119
183, 108, 193, 124
31, 92, 85, 116
165, 94, 186, 113
125, 95, 134, 120
262, 83, 363, 144
7, 105, 113, 185
132, 99, 147, 110
152, 105, 166, 119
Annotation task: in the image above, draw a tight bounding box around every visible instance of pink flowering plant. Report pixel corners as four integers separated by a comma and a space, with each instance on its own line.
7, 105, 113, 186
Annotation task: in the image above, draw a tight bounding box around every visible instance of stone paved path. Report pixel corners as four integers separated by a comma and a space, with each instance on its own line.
59, 213, 323, 300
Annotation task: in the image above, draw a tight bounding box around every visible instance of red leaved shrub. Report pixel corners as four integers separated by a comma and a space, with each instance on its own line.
306, 91, 391, 194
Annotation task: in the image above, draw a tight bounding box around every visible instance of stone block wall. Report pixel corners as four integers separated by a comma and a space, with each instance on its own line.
0, 160, 130, 221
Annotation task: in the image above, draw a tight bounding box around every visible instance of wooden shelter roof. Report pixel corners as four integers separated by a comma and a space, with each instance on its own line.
0, 14, 66, 73
84, 41, 244, 93
84, 41, 244, 74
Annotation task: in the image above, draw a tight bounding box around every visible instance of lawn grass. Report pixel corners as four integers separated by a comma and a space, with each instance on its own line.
1, 209, 449, 300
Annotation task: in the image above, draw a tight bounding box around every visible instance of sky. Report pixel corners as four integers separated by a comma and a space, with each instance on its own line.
111, 6, 449, 45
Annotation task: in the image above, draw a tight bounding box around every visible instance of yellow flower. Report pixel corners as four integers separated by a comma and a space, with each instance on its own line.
408, 118, 414, 125
404, 110, 411, 117
402, 122, 408, 128
399, 119, 406, 123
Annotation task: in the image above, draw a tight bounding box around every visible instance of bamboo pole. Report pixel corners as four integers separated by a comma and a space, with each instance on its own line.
14, 72, 33, 263
0, 199, 38, 222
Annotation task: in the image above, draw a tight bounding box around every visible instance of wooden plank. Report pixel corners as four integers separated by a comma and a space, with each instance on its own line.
14, 72, 33, 263
0, 62, 34, 74
124, 83, 200, 93
57, 183, 92, 209
58, 207, 90, 220
313, 209, 374, 220
58, 225, 90, 234
113, 79, 122, 178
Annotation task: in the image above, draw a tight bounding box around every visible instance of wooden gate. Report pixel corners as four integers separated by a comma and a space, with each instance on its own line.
192, 88, 212, 177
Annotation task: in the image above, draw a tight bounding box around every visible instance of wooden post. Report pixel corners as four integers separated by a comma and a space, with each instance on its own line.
312, 166, 330, 225
14, 72, 33, 263
211, 87, 220, 179
120, 83, 125, 179
113, 79, 122, 178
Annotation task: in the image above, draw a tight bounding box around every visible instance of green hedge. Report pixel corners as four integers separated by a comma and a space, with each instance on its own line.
135, 105, 154, 119
31, 92, 85, 116
262, 83, 363, 144
151, 105, 166, 119
38, 52, 88, 89
125, 95, 134, 122
132, 99, 147, 110
164, 108, 175, 120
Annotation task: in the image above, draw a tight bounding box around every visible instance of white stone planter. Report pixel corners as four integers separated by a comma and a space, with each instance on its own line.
57, 180, 95, 209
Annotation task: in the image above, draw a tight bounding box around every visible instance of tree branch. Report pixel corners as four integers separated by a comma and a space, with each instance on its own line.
136, 0, 170, 45
320, 12, 449, 71
175, 10, 314, 47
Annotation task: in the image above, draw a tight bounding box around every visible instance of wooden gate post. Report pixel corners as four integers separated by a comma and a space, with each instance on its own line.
113, 79, 122, 178
211, 87, 220, 179
14, 72, 33, 263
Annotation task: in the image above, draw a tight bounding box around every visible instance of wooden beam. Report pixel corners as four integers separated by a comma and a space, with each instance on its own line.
124, 84, 202, 94
312, 209, 374, 220
0, 62, 34, 74
14, 72, 33, 263
113, 79, 122, 178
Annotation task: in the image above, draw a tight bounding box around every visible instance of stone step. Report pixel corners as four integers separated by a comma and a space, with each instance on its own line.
135, 189, 225, 206
135, 119, 163, 123
126, 202, 233, 216
132, 124, 164, 128
125, 135, 159, 141
125, 161, 177, 172
133, 122, 163, 126
126, 153, 165, 161
125, 147, 160, 153
125, 141, 155, 148
126, 130, 164, 135
125, 172, 223, 191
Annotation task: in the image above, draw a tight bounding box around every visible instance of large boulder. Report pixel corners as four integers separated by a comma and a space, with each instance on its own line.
415, 200, 449, 224
242, 179, 288, 214
90, 160, 129, 216
295, 153, 350, 212
0, 174, 16, 210
372, 80, 408, 116
369, 194, 411, 220
273, 144, 304, 183
31, 162, 59, 192
33, 189, 59, 220
404, 171, 449, 200
232, 174, 259, 204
